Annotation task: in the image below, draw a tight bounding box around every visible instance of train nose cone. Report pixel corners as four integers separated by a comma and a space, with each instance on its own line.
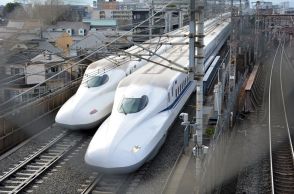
55, 105, 74, 123
84, 144, 143, 174
55, 102, 82, 129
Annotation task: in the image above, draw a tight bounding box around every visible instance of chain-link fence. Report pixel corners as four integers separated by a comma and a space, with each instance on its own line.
199, 64, 248, 193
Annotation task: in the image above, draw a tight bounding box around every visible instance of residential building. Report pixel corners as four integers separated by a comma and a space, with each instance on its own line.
83, 19, 117, 30
46, 21, 90, 37
69, 30, 132, 57
55, 32, 74, 56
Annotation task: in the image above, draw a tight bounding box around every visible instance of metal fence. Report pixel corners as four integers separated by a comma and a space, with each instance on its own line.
199, 69, 248, 193
0, 80, 80, 154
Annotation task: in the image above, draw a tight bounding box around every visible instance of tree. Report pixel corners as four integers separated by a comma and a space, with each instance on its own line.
3, 2, 28, 19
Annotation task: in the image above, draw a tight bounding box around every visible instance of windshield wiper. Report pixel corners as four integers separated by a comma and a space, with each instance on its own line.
120, 103, 127, 115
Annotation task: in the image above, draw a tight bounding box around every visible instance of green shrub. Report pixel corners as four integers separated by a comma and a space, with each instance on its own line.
205, 127, 215, 138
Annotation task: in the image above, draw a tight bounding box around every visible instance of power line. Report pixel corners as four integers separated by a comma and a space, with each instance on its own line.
0, 0, 179, 108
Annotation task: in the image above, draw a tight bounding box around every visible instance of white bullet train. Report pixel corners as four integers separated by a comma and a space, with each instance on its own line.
55, 30, 186, 129
55, 14, 230, 130
84, 18, 231, 173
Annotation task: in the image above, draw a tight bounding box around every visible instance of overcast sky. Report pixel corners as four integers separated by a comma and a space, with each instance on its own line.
0, 0, 293, 6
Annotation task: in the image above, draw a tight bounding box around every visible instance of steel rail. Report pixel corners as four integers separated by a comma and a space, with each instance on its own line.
268, 40, 281, 194
80, 174, 129, 194
279, 41, 294, 163
0, 132, 83, 193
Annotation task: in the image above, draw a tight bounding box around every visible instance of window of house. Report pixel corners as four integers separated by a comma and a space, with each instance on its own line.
50, 66, 58, 73
11, 67, 24, 75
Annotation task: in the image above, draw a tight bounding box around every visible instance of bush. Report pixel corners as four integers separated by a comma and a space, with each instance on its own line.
205, 127, 215, 138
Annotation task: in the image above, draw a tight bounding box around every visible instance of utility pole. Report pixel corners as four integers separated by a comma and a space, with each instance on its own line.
195, 0, 205, 148
179, 10, 184, 28
240, 0, 243, 33
254, 1, 260, 61
189, 0, 205, 192
229, 0, 237, 97
149, 0, 154, 40
189, 0, 196, 76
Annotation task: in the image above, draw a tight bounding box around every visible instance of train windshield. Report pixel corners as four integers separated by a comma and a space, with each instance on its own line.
118, 95, 148, 114
87, 74, 109, 88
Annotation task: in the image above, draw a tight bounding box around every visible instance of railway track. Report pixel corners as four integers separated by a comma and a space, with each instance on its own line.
80, 174, 130, 194
0, 131, 84, 193
268, 39, 294, 194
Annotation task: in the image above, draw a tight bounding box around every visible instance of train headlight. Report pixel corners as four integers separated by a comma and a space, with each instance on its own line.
132, 145, 141, 153
89, 109, 98, 115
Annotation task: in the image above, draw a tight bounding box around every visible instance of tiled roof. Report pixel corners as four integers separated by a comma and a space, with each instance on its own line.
36, 41, 62, 54
70, 33, 105, 50
31, 51, 64, 64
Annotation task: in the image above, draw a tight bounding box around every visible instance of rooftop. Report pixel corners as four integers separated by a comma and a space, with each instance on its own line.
82, 19, 117, 27
31, 51, 64, 64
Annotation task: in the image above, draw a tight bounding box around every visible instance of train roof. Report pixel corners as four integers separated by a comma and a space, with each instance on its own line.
118, 63, 179, 89
119, 18, 231, 89
85, 16, 230, 73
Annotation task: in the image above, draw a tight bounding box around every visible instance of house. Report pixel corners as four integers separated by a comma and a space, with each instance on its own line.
3, 84, 46, 103
69, 30, 132, 57
4, 50, 40, 77
82, 19, 117, 31
46, 21, 90, 37
55, 32, 74, 56
1, 50, 83, 103
69, 32, 105, 57
44, 21, 92, 56
27, 51, 65, 85
6, 19, 41, 33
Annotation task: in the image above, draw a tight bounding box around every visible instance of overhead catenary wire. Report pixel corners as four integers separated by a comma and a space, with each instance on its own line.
0, 18, 172, 84
0, 17, 192, 86
0, 0, 180, 108
5, 12, 227, 90
0, 10, 223, 85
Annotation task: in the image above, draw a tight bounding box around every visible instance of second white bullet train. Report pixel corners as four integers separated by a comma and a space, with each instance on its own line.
85, 18, 231, 173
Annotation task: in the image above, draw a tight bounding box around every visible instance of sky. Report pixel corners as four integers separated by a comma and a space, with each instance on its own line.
0, 0, 95, 6
0, 0, 293, 6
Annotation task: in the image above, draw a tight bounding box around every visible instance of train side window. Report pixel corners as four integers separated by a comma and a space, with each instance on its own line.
172, 86, 174, 96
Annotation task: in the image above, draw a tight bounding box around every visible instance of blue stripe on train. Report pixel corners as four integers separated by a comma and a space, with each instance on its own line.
159, 81, 193, 113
